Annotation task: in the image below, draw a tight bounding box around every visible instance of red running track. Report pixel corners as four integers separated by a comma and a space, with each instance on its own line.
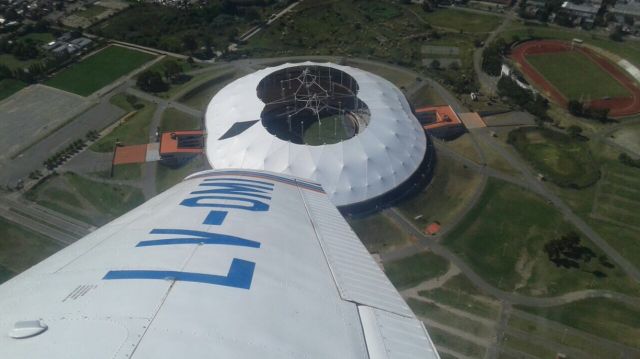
510, 39, 640, 118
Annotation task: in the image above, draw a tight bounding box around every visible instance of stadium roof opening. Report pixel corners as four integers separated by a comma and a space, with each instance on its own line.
205, 62, 429, 207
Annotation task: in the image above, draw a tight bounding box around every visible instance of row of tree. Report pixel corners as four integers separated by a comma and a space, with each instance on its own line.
544, 231, 614, 278
619, 153, 640, 168
481, 38, 508, 76
136, 60, 187, 93
567, 100, 610, 122
497, 76, 550, 120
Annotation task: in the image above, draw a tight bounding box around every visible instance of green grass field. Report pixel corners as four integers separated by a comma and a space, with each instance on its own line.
384, 251, 449, 289
26, 173, 145, 226
421, 8, 502, 33
75, 5, 108, 19
156, 154, 210, 194
160, 108, 201, 132
508, 312, 627, 358
396, 156, 484, 230
303, 116, 351, 145
0, 53, 40, 70
444, 178, 640, 297
347, 212, 412, 253
0, 79, 27, 101
516, 298, 640, 349
419, 277, 501, 320
526, 51, 629, 100
177, 71, 237, 110
45, 46, 156, 96
408, 299, 494, 338
0, 218, 62, 283
508, 127, 600, 188
427, 326, 488, 358
90, 99, 156, 152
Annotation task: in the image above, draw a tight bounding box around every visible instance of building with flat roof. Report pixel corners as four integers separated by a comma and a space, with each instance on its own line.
415, 105, 466, 139
159, 131, 205, 167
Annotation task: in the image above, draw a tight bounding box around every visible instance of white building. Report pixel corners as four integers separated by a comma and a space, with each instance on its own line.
205, 62, 430, 207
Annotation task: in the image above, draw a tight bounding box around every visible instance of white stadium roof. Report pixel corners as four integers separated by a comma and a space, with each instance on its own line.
205, 62, 428, 207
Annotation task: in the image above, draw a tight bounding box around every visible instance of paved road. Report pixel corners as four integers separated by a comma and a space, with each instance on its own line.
126, 87, 203, 118
472, 1, 519, 96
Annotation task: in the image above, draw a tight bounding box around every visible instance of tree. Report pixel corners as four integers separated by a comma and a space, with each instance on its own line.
430, 59, 441, 70
163, 60, 182, 82
182, 34, 198, 53
567, 100, 584, 116
137, 70, 168, 93
609, 26, 624, 42
567, 125, 583, 138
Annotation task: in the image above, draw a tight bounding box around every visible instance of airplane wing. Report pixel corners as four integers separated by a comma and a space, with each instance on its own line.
0, 169, 439, 359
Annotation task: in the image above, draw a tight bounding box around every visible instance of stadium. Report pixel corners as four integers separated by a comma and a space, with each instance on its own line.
205, 62, 433, 209
510, 39, 640, 117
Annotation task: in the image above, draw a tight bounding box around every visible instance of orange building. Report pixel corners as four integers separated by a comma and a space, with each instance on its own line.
159, 131, 205, 167
414, 105, 465, 139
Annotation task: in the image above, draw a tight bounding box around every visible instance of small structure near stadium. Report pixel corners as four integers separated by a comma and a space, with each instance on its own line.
205, 62, 431, 207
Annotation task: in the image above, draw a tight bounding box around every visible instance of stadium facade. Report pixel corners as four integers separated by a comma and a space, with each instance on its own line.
205, 62, 430, 207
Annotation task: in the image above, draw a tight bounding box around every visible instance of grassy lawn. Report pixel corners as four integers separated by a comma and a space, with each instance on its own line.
526, 51, 630, 100
345, 59, 416, 89
396, 156, 484, 230
156, 154, 210, 193
446, 133, 482, 163
19, 32, 55, 44
348, 212, 412, 254
502, 333, 558, 358
45, 45, 156, 96
408, 298, 494, 339
92, 163, 142, 181
426, 326, 488, 358
384, 251, 449, 289
177, 71, 237, 110
410, 83, 447, 107
0, 79, 27, 101
419, 274, 501, 319
508, 312, 625, 358
516, 298, 640, 349
303, 116, 350, 145
0, 53, 40, 70
90, 99, 156, 152
160, 108, 201, 132
508, 127, 600, 188
444, 178, 640, 297
26, 173, 145, 226
0, 217, 63, 282
75, 5, 108, 19
421, 8, 502, 33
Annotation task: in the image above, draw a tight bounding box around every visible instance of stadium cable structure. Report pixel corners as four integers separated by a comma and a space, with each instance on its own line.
257, 66, 371, 145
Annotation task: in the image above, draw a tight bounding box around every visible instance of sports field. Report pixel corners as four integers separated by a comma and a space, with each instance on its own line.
526, 51, 630, 100
421, 8, 502, 33
46, 46, 156, 96
508, 127, 600, 188
303, 116, 352, 145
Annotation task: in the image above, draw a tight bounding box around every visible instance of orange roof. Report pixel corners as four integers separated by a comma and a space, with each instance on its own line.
425, 222, 441, 235
159, 131, 205, 155
415, 105, 463, 130
113, 144, 147, 165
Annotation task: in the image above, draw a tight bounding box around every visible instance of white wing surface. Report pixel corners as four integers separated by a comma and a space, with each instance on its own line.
0, 169, 439, 359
